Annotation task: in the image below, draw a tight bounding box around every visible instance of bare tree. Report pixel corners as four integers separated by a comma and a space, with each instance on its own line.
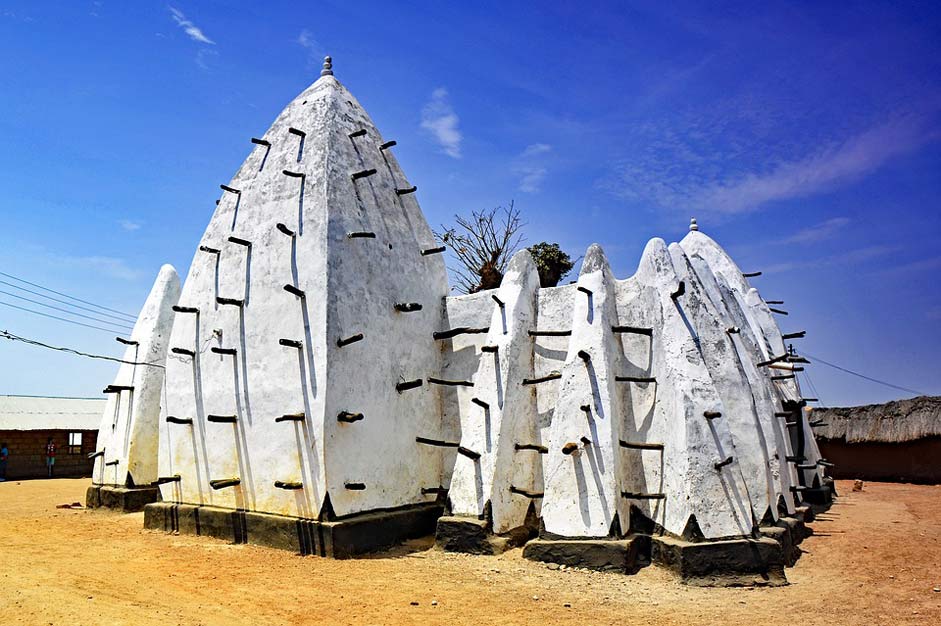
435, 203, 524, 293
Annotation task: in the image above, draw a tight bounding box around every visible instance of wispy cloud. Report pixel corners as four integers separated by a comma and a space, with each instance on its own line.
604, 104, 940, 218
168, 6, 215, 45
871, 255, 941, 278
195, 48, 217, 70
296, 29, 322, 68
517, 168, 547, 193
779, 217, 851, 245
698, 114, 937, 214
762, 244, 898, 274
514, 144, 552, 193
520, 143, 552, 158
118, 219, 142, 232
421, 88, 462, 159
56, 255, 143, 281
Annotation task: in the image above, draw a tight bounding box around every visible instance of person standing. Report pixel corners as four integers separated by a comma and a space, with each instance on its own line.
45, 437, 56, 478
0, 442, 8, 481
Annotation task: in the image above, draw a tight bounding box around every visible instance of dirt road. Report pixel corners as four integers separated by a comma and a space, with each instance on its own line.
1, 479, 938, 625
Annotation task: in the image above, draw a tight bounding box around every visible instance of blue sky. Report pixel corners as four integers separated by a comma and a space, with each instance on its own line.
0, 1, 938, 406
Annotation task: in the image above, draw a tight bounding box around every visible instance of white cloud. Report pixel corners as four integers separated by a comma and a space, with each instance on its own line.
513, 144, 552, 193
780, 217, 850, 245
699, 113, 937, 214
168, 7, 215, 45
296, 29, 322, 68
604, 104, 940, 218
517, 168, 547, 193
118, 219, 142, 232
195, 48, 218, 70
762, 244, 897, 274
521, 143, 552, 158
421, 88, 462, 159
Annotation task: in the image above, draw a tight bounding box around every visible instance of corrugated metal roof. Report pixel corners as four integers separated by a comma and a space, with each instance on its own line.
0, 395, 105, 431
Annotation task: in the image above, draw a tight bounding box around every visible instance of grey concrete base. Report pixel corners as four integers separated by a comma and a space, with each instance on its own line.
143, 501, 442, 558
651, 535, 787, 587
435, 515, 534, 555
522, 537, 650, 573
801, 482, 835, 506
761, 514, 811, 567
86, 485, 160, 513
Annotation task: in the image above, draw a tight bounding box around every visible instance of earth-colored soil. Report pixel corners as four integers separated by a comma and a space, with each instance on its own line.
1, 479, 939, 625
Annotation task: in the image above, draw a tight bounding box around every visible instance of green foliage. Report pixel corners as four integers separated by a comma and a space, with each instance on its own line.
528, 242, 574, 288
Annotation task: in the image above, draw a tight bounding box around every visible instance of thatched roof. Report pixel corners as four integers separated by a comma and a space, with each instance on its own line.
811, 396, 941, 444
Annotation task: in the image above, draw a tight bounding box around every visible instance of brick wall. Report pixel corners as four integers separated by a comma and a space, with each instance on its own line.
0, 429, 98, 479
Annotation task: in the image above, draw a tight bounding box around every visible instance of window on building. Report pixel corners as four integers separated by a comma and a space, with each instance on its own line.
67, 432, 82, 455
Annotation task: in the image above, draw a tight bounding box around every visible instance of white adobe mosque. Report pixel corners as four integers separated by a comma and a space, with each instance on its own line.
90, 57, 833, 583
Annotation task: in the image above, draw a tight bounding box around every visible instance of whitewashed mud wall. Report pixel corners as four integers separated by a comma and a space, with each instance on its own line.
157, 61, 449, 518
444, 232, 815, 540
92, 264, 180, 487
150, 58, 823, 542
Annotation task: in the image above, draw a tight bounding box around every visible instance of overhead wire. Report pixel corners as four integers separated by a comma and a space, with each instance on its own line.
0, 289, 134, 331
0, 270, 137, 320
0, 301, 133, 335
0, 329, 161, 368
802, 351, 928, 397
0, 278, 137, 324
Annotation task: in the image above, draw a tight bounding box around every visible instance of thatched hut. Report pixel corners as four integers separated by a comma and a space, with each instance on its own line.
812, 396, 941, 483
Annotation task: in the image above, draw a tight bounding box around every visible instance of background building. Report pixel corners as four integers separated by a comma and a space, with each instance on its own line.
0, 395, 104, 479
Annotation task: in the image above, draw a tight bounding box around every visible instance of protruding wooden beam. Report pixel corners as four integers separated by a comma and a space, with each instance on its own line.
509, 486, 543, 499
611, 325, 652, 336
394, 302, 422, 312
207, 414, 237, 423
615, 376, 656, 384
337, 333, 364, 348
619, 441, 664, 450
522, 372, 562, 385
433, 327, 489, 340
210, 478, 241, 490
396, 379, 423, 393
351, 168, 377, 181
714, 456, 734, 470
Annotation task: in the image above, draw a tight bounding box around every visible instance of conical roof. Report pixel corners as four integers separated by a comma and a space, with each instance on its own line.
159, 58, 449, 518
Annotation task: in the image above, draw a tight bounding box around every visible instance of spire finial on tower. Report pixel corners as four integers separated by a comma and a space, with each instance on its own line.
321, 55, 333, 77
689, 217, 699, 232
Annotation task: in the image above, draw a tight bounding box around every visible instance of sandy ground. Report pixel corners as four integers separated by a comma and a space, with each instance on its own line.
0, 479, 939, 625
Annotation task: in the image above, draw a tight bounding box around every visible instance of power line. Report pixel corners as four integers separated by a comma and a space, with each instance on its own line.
0, 289, 134, 331
0, 329, 163, 368
0, 278, 137, 324
802, 351, 928, 397
0, 300, 132, 335
0, 270, 137, 320
798, 370, 825, 408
